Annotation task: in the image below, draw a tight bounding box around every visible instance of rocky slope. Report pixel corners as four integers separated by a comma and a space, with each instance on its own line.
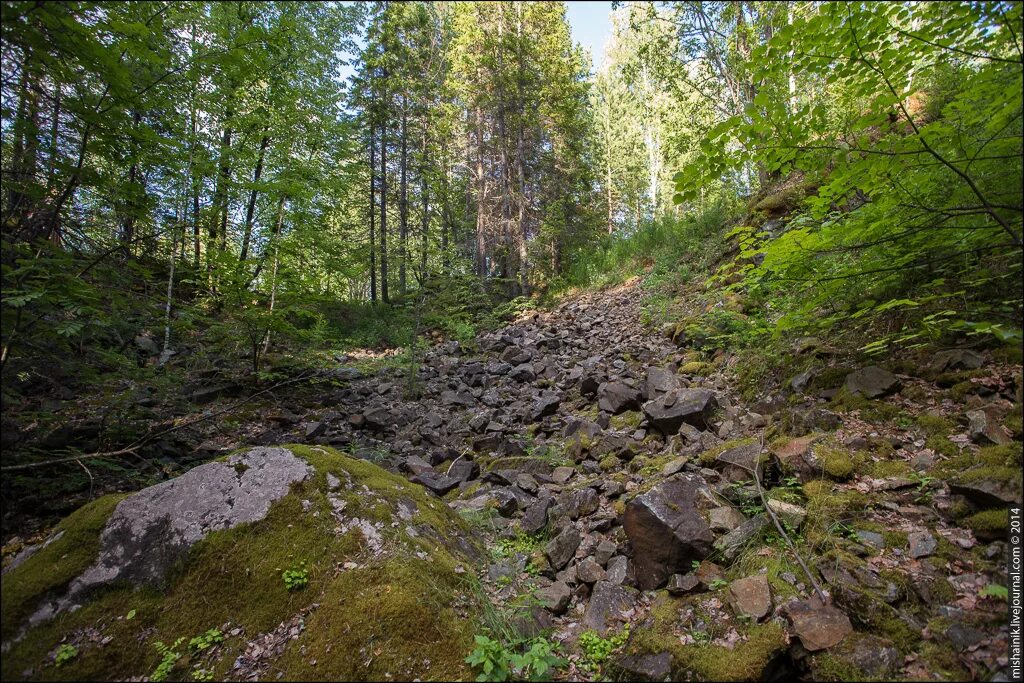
2, 277, 1020, 681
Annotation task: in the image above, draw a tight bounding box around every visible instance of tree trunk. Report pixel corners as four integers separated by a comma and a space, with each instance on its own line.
399, 95, 408, 295
239, 129, 270, 262
369, 114, 377, 303
379, 71, 390, 304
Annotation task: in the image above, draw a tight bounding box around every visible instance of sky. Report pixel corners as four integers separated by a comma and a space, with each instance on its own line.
565, 1, 615, 72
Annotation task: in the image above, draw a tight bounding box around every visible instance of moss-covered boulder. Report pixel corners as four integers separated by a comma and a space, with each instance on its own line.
1, 445, 481, 682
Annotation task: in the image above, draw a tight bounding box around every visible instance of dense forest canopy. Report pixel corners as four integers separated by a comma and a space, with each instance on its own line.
2, 1, 1020, 370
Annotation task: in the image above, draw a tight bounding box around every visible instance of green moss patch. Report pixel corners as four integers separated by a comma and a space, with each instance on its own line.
1, 446, 480, 682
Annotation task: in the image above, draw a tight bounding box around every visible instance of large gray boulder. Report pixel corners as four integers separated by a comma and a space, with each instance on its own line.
844, 366, 901, 398
642, 389, 717, 435
622, 474, 716, 589
598, 381, 642, 414
76, 447, 311, 590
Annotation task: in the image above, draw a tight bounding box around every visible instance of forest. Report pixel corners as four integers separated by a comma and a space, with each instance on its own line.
1, 1, 1021, 682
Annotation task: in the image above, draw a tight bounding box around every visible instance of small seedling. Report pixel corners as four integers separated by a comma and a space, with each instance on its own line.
151, 637, 185, 682
282, 561, 309, 591
54, 643, 78, 667
189, 628, 224, 652
980, 583, 1008, 601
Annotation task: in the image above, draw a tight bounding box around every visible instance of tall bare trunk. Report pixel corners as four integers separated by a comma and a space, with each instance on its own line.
239, 129, 270, 262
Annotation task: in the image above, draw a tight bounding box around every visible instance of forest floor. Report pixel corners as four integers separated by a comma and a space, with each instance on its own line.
3, 273, 1020, 681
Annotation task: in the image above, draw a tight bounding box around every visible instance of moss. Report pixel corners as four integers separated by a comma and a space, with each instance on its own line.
808, 366, 852, 392
1, 493, 125, 641
926, 434, 959, 458
934, 369, 988, 388
916, 413, 954, 437
817, 445, 859, 480
830, 387, 870, 412
275, 559, 475, 681
865, 459, 912, 478
598, 454, 620, 472
810, 653, 870, 682
946, 380, 978, 401
1005, 406, 1023, 439
964, 509, 1007, 537
679, 361, 713, 376
627, 595, 787, 681
977, 442, 1023, 468
609, 410, 643, 431
698, 437, 757, 467
1, 446, 479, 683
918, 642, 971, 681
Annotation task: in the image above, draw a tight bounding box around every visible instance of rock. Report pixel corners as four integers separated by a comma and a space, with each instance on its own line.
713, 515, 768, 562
931, 349, 984, 373
712, 441, 763, 481
581, 581, 638, 635
856, 531, 885, 551
950, 472, 1022, 507
447, 458, 480, 483
410, 471, 461, 496
694, 561, 725, 590
642, 389, 717, 435
68, 447, 311, 594
605, 556, 632, 585
666, 573, 700, 595
790, 368, 815, 394
537, 581, 572, 615
771, 435, 822, 481
623, 474, 715, 590
708, 506, 746, 533
562, 487, 600, 519
303, 421, 328, 439
577, 557, 608, 584
661, 456, 688, 477
594, 539, 617, 566
947, 623, 987, 652
402, 454, 436, 476
728, 574, 772, 621
785, 598, 852, 651
521, 498, 553, 535
908, 531, 937, 559
545, 525, 581, 570
134, 334, 160, 356
966, 408, 1011, 445
550, 466, 575, 484
644, 366, 679, 400
579, 373, 602, 396
766, 499, 806, 529
612, 652, 672, 682
844, 366, 901, 398
598, 381, 642, 414
188, 383, 241, 405
510, 363, 536, 382
529, 392, 561, 422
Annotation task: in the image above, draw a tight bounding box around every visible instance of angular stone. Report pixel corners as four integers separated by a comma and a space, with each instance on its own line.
714, 515, 768, 562
605, 556, 632, 585
728, 574, 772, 621
786, 598, 852, 651
908, 531, 937, 559
612, 652, 672, 682
931, 349, 984, 373
645, 366, 679, 400
623, 474, 715, 590
530, 391, 561, 422
577, 557, 607, 584
594, 539, 617, 566
510, 363, 536, 382
598, 381, 642, 415
401, 455, 434, 476
581, 581, 637, 635
642, 389, 718, 435
844, 366, 901, 399
666, 573, 700, 595
551, 466, 575, 484
448, 458, 480, 483
562, 487, 600, 519
410, 471, 461, 496
709, 506, 746, 533
950, 473, 1021, 507
521, 498, 553, 535
545, 525, 581, 570
966, 409, 1011, 445
537, 581, 572, 615
766, 499, 806, 529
